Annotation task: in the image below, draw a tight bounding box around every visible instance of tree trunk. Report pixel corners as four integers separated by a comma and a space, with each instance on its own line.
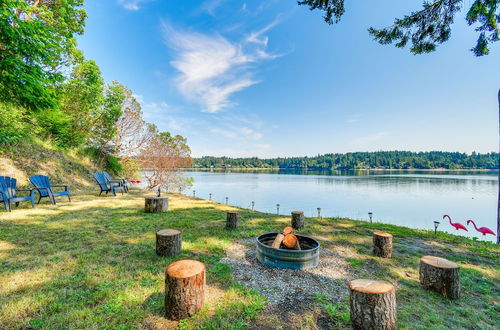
291, 211, 304, 229
373, 231, 393, 258
349, 279, 397, 330
497, 88, 499, 244
165, 260, 206, 320
419, 256, 460, 299
145, 196, 168, 213
226, 212, 238, 229
156, 229, 182, 257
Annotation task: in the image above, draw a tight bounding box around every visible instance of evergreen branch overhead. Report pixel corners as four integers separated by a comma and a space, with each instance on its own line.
298, 0, 500, 56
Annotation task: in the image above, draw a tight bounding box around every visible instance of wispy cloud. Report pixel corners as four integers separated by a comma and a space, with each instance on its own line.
353, 132, 389, 146
198, 0, 227, 16
211, 126, 262, 140
162, 19, 282, 113
117, 0, 154, 11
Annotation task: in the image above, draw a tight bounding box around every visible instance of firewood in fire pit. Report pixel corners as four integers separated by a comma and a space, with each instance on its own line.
283, 226, 293, 235
271, 233, 285, 248
283, 233, 299, 249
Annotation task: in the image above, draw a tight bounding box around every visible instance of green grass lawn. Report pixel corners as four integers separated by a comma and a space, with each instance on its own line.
0, 191, 498, 329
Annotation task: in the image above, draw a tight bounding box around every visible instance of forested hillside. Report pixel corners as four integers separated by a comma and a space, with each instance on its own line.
194, 151, 499, 170
0, 1, 190, 190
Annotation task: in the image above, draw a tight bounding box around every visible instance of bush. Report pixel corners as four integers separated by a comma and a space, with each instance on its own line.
0, 102, 29, 146
105, 155, 123, 175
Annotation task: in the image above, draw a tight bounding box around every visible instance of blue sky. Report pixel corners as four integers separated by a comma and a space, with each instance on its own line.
78, 0, 500, 158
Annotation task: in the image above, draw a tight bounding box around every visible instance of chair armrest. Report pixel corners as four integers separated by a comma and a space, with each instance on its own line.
16, 188, 34, 192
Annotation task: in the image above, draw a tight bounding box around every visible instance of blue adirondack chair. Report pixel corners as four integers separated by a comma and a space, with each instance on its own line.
0, 176, 35, 212
29, 175, 71, 204
103, 171, 128, 193
94, 172, 124, 196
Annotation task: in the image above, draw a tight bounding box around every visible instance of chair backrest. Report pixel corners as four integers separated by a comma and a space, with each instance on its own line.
94, 172, 109, 190
103, 172, 113, 182
29, 175, 51, 189
0, 176, 17, 199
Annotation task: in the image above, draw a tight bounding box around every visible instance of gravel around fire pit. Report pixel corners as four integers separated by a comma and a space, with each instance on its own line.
221, 238, 355, 308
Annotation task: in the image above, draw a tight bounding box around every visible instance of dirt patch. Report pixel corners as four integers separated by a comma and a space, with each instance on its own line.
221, 239, 355, 328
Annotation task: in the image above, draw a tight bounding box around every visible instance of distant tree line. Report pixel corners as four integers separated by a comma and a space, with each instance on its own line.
194, 151, 499, 170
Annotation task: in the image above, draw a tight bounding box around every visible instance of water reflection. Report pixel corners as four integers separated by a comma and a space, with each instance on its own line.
185, 170, 498, 242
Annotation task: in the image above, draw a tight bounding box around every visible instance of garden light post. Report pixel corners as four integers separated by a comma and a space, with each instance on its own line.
317, 207, 321, 218
276, 204, 280, 215
225, 197, 228, 204
251, 201, 255, 211
368, 212, 373, 223
209, 193, 212, 201
193, 190, 196, 198
434, 221, 440, 236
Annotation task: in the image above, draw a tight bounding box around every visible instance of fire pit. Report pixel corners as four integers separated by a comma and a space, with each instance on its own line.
256, 232, 320, 270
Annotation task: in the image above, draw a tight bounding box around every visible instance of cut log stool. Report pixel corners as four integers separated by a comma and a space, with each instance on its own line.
419, 256, 460, 299
156, 229, 182, 257
291, 211, 304, 229
349, 279, 397, 330
226, 211, 238, 229
145, 196, 168, 213
373, 231, 393, 258
165, 260, 206, 320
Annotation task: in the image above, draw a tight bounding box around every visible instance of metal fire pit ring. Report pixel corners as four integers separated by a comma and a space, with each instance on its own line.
256, 232, 320, 270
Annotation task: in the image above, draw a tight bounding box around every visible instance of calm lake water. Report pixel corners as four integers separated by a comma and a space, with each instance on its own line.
185, 170, 498, 242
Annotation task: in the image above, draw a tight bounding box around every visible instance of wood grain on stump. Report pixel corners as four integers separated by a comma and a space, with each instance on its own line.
156, 229, 182, 257
419, 256, 460, 299
226, 212, 238, 229
291, 211, 304, 230
373, 231, 393, 258
145, 196, 168, 213
349, 279, 397, 330
165, 260, 206, 320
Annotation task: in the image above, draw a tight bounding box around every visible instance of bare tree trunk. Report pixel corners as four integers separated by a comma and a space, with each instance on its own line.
497, 89, 500, 244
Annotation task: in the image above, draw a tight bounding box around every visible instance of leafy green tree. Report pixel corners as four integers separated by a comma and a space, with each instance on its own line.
56, 59, 105, 147
90, 81, 126, 147
298, 0, 499, 56
0, 0, 87, 110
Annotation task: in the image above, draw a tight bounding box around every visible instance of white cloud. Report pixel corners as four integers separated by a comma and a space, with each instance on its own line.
353, 132, 389, 146
210, 126, 262, 141
199, 0, 227, 16
162, 19, 282, 113
117, 0, 153, 11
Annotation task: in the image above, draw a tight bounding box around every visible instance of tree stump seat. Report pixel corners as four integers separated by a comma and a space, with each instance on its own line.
419, 256, 460, 299
156, 229, 182, 257
226, 211, 238, 229
145, 196, 168, 213
349, 279, 397, 330
373, 231, 393, 258
291, 211, 304, 229
165, 260, 206, 320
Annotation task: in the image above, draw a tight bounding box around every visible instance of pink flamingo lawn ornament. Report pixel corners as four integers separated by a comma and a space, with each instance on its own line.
443, 215, 468, 231
466, 220, 496, 236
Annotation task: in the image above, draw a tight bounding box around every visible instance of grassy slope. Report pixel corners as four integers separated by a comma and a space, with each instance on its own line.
0, 191, 498, 329
0, 138, 98, 188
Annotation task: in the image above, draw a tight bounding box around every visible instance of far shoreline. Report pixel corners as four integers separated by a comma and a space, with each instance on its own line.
182, 167, 499, 172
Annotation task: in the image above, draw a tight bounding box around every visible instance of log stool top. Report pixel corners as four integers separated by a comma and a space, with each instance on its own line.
292, 211, 304, 215
167, 260, 206, 279
349, 279, 395, 294
158, 229, 181, 236
373, 231, 393, 238
421, 256, 458, 269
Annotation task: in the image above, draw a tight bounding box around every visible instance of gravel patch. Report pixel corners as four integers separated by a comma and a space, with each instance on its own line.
221, 238, 354, 309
